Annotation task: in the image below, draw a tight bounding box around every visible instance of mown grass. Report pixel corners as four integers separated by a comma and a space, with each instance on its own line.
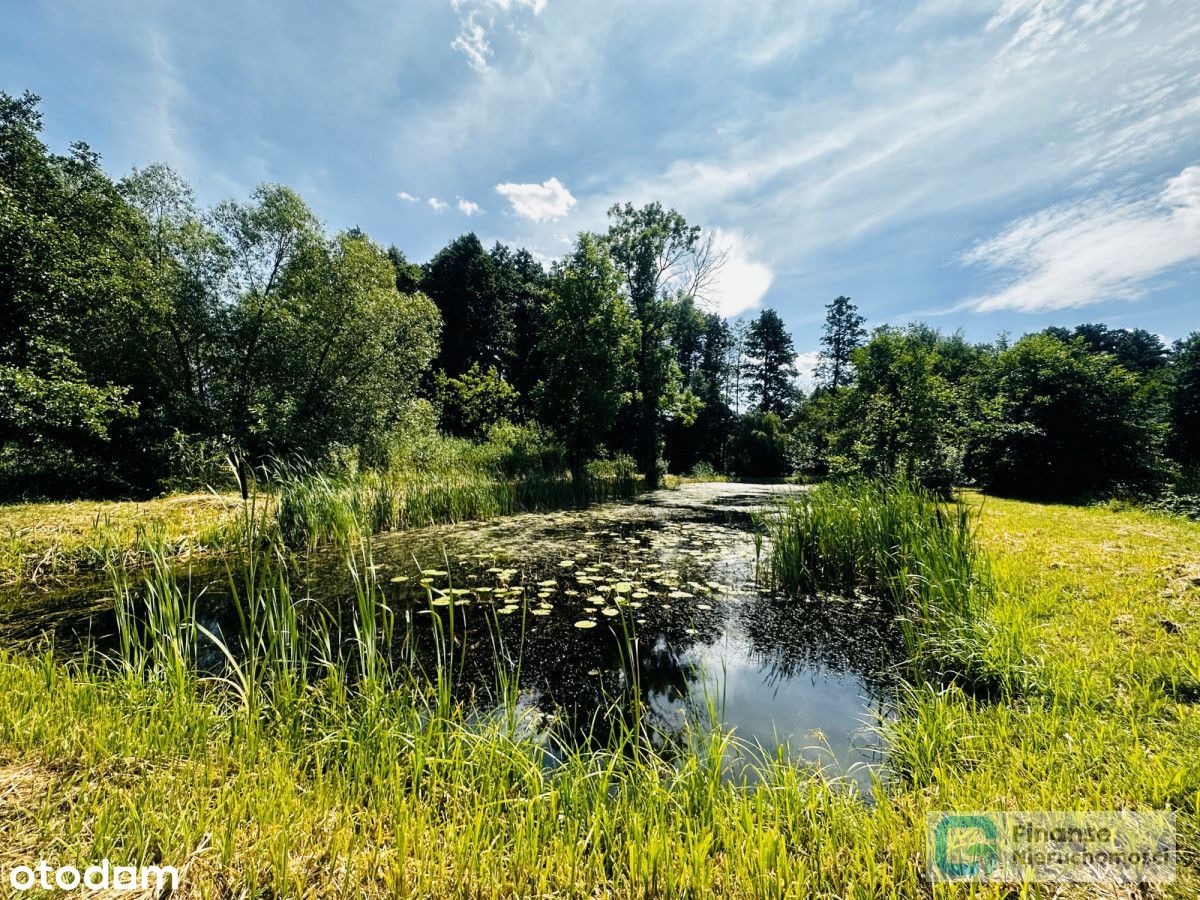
0, 492, 245, 586
0, 487, 1197, 896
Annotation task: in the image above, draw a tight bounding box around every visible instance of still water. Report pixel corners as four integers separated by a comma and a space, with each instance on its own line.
15, 483, 901, 784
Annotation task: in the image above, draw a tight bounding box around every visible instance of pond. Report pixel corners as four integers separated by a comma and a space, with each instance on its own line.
11, 483, 902, 787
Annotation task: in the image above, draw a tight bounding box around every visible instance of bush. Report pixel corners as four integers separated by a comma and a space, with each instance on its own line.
727, 411, 790, 478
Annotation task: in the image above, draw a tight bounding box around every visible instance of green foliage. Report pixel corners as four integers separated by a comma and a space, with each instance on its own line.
815, 295, 866, 389
727, 410, 790, 477
743, 308, 798, 416
437, 363, 520, 439
420, 233, 512, 378
605, 202, 719, 487
1169, 332, 1200, 468
833, 326, 964, 496
538, 233, 635, 476
965, 332, 1168, 499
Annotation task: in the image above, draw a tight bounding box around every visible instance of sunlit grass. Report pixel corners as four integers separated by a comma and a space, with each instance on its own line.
0, 488, 1196, 896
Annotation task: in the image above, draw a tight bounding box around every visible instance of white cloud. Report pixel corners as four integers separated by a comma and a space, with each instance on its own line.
397, 191, 420, 202
963, 165, 1200, 312
428, 197, 449, 212
450, 13, 492, 70
449, 0, 546, 70
457, 196, 481, 215
794, 351, 821, 390
704, 230, 774, 318
495, 177, 576, 222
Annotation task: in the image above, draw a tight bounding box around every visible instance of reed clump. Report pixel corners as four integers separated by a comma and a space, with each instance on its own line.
760, 479, 1010, 693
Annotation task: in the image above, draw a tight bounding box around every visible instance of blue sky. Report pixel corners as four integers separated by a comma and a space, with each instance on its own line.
5, 0, 1199, 372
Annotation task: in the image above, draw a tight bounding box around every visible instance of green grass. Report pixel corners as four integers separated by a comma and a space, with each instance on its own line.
759, 480, 1014, 694
0, 487, 1197, 896
0, 468, 641, 585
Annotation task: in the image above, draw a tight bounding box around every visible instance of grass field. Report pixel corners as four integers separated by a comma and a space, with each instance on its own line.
0, 492, 1196, 896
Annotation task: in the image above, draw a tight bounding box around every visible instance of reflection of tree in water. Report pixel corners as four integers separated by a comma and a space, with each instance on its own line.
45, 484, 892, 764
737, 591, 900, 695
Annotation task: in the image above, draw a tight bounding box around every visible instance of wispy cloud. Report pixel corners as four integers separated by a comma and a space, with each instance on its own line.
450, 13, 492, 70
495, 177, 576, 222
457, 196, 481, 215
449, 0, 547, 70
428, 197, 449, 212
397, 191, 420, 202
963, 166, 1200, 312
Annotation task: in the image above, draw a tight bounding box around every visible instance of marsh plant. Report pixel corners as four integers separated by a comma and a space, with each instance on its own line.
760, 480, 1014, 693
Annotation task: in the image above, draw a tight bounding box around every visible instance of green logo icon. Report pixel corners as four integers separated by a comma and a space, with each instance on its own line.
934, 815, 1000, 879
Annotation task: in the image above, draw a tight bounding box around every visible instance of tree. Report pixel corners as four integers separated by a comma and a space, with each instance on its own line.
727, 411, 789, 477
965, 333, 1167, 499
665, 299, 735, 472
257, 232, 440, 465
605, 202, 723, 487
386, 245, 423, 295
420, 234, 511, 378
815, 295, 866, 389
119, 163, 226, 436
0, 91, 149, 495
537, 234, 634, 481
743, 308, 798, 416
1057, 323, 1170, 375
835, 326, 962, 495
490, 243, 550, 413
438, 363, 519, 439
1169, 332, 1200, 471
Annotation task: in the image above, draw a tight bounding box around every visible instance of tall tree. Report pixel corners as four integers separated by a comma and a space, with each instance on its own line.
815, 295, 866, 389
0, 91, 146, 495
1169, 332, 1200, 471
420, 234, 511, 379
605, 202, 722, 487
537, 234, 634, 480
743, 308, 798, 416
490, 243, 550, 413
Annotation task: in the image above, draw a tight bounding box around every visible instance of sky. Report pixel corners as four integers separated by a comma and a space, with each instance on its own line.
4, 0, 1199, 373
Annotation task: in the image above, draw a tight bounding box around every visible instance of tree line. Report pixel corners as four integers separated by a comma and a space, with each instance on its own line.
2, 91, 1197, 502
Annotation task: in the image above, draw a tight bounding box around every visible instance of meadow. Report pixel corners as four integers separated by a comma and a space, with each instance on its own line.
0, 481, 1195, 897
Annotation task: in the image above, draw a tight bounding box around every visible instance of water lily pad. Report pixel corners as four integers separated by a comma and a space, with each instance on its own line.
574, 620, 597, 629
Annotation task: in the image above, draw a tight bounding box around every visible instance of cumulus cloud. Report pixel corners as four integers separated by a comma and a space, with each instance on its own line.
457, 196, 481, 215
495, 177, 576, 222
704, 230, 774, 318
397, 191, 420, 202
963, 165, 1200, 312
794, 351, 821, 390
428, 197, 449, 212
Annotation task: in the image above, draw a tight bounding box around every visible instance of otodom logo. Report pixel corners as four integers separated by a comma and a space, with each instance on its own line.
932, 815, 1000, 879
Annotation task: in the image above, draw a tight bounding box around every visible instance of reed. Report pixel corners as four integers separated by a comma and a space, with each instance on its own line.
1, 492, 1197, 896
759, 479, 1009, 692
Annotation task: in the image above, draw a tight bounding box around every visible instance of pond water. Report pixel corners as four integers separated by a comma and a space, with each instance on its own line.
11, 483, 901, 786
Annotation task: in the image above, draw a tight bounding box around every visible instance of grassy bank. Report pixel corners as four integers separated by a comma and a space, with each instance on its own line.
0, 491, 1197, 896
0, 469, 641, 586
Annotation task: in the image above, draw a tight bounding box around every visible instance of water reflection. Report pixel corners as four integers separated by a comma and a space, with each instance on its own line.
11, 483, 900, 786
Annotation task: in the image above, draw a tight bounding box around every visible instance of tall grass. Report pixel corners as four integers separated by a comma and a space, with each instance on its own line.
275, 466, 640, 550
1, 492, 1198, 895
760, 479, 1010, 692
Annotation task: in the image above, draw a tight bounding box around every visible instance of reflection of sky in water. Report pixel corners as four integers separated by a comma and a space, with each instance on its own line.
24, 483, 899, 787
